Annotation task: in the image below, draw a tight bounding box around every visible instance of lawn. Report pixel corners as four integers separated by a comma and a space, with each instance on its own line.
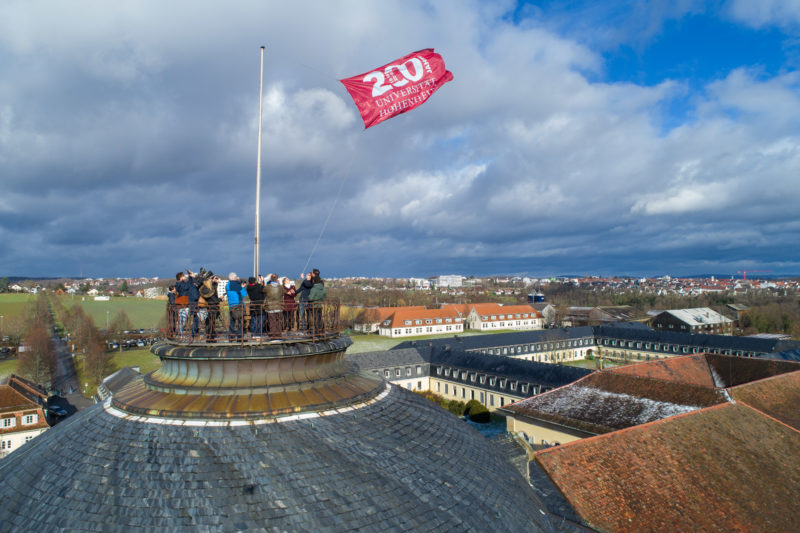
112, 349, 160, 375
0, 357, 18, 380
56, 295, 166, 330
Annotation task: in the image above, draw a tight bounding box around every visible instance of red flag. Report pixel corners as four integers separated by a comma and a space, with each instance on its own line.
340, 49, 453, 129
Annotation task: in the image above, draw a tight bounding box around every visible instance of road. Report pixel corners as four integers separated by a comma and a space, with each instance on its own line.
50, 333, 94, 412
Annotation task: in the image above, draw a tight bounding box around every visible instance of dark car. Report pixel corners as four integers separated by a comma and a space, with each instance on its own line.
47, 406, 68, 417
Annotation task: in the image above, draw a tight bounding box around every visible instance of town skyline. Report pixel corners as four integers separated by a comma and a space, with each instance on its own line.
2, 2, 800, 278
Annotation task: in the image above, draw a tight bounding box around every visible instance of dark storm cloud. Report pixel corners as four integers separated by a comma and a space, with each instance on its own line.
1, 1, 799, 278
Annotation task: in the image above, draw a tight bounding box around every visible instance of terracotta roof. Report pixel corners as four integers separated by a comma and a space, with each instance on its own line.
383, 307, 462, 328
730, 370, 800, 431
505, 371, 725, 434
534, 403, 800, 532
608, 354, 718, 388
0, 385, 39, 414
468, 303, 542, 320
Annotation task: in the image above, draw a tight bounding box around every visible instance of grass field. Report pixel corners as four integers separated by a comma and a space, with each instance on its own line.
55, 295, 166, 330
0, 293, 34, 319
112, 349, 160, 374
0, 357, 18, 380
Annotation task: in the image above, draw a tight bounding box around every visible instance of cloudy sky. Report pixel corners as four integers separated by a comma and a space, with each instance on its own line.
2, 1, 799, 279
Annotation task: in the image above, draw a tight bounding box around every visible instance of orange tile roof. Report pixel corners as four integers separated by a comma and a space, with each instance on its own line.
534, 403, 800, 532
383, 307, 462, 328
730, 370, 800, 431
607, 354, 718, 388
468, 303, 542, 321
0, 385, 38, 415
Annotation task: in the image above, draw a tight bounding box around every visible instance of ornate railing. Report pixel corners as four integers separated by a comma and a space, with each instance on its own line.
165, 300, 341, 344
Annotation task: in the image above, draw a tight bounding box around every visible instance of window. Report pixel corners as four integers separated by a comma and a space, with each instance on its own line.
444, 368, 450, 377
521, 384, 528, 394
395, 369, 401, 377
0, 440, 10, 450
415, 319, 422, 325
500, 397, 505, 406
384, 370, 390, 378
417, 381, 422, 389
435, 318, 442, 324
444, 384, 449, 394
406, 367, 412, 376
498, 314, 505, 320
416, 365, 422, 375
425, 319, 432, 325
437, 382, 441, 392
393, 329, 400, 335
24, 436, 33, 443
23, 414, 37, 425
480, 392, 485, 403
1, 418, 14, 428
436, 367, 442, 375
445, 318, 452, 323
480, 376, 486, 384
461, 388, 466, 399
490, 395, 495, 406
404, 320, 412, 326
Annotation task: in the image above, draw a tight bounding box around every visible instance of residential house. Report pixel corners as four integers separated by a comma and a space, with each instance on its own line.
0, 384, 50, 458
463, 303, 543, 331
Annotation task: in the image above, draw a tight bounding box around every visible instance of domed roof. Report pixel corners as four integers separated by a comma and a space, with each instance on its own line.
0, 336, 554, 531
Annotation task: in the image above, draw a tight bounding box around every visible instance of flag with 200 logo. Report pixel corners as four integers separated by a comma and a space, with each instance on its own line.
340, 49, 453, 129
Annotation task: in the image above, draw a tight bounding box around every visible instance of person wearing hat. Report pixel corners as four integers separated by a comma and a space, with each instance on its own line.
264, 274, 283, 339
246, 276, 265, 337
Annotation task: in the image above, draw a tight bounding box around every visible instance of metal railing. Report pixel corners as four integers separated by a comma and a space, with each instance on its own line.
165, 300, 341, 344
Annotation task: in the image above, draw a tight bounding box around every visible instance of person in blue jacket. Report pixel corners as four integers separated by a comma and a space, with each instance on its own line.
226, 272, 248, 340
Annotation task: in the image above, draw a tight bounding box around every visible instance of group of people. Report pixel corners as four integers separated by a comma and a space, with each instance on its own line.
167, 268, 326, 340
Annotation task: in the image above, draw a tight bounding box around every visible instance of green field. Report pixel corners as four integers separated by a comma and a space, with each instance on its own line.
111, 349, 160, 374
0, 357, 18, 380
0, 293, 34, 318
56, 295, 166, 330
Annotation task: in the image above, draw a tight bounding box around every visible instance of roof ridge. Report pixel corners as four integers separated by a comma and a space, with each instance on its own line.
735, 400, 800, 435
727, 368, 800, 391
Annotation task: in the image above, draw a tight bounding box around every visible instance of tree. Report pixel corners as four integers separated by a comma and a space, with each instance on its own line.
0, 277, 8, 293
109, 310, 133, 334
18, 323, 56, 385
84, 339, 115, 385
120, 280, 129, 294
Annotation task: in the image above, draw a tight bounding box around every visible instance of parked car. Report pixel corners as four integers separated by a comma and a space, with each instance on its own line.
108, 342, 120, 350
47, 406, 68, 417
2, 335, 10, 342
136, 340, 146, 347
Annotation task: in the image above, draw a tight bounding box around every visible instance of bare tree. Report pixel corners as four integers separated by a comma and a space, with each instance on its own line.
18, 323, 56, 385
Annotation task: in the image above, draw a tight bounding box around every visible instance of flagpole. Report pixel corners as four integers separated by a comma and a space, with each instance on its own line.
254, 45, 265, 278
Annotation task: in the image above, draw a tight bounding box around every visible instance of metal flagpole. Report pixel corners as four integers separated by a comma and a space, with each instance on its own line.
254, 45, 265, 278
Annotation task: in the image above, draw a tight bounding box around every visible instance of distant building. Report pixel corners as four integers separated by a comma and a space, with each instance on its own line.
463, 303, 543, 331
352, 306, 427, 334
143, 287, 163, 299
377, 307, 463, 338
435, 275, 462, 288
348, 345, 591, 412
651, 307, 733, 335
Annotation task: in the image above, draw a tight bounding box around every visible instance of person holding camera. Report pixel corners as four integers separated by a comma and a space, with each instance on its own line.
225, 273, 248, 341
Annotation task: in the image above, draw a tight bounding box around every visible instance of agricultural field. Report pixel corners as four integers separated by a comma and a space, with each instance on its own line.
54, 295, 166, 331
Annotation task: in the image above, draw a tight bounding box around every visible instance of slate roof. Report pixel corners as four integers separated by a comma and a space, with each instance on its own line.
392, 326, 597, 352
657, 307, 733, 326
429, 347, 592, 388
533, 402, 800, 532
505, 371, 725, 434
757, 348, 800, 362
347, 346, 431, 371
0, 385, 554, 532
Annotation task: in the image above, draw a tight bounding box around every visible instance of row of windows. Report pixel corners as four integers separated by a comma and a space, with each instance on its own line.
394, 325, 460, 335
601, 338, 758, 357
1, 414, 37, 427
437, 382, 509, 407
478, 338, 594, 356
403, 318, 456, 326
382, 365, 425, 378
434, 367, 540, 395
480, 313, 534, 320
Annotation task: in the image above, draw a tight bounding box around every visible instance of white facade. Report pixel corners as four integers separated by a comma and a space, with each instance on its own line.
436, 275, 463, 288
0, 404, 48, 459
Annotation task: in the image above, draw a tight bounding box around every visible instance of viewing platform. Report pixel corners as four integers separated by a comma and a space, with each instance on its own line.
111, 299, 386, 420
164, 300, 343, 346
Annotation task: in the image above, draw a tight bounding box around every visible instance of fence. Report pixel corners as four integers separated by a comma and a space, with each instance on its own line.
165, 300, 341, 344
